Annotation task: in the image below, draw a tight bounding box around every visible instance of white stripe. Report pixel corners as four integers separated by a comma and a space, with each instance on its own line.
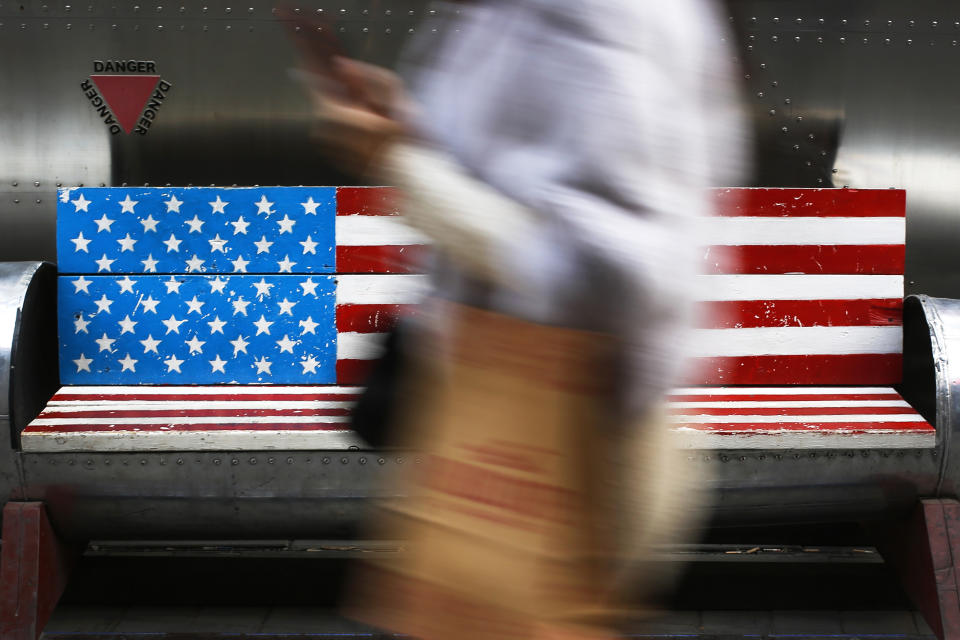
42, 400, 356, 412
336, 215, 428, 246
669, 400, 911, 409
670, 386, 898, 395
21, 430, 364, 452
669, 413, 923, 424
671, 429, 934, 450
29, 415, 352, 426
52, 386, 364, 396
337, 332, 387, 360
703, 217, 904, 246
336, 274, 430, 304
696, 275, 903, 301
691, 326, 901, 357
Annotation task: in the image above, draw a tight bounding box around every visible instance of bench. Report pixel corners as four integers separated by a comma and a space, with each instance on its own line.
21, 186, 933, 452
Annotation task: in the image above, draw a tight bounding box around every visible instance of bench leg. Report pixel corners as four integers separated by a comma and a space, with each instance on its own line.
878, 498, 960, 640
0, 502, 76, 640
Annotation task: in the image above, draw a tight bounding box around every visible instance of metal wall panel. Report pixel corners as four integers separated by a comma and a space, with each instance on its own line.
4, 0, 960, 295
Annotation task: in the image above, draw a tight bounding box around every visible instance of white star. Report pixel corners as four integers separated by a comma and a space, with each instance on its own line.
253, 314, 273, 336
72, 276, 92, 294
252, 278, 273, 298
164, 277, 183, 294
140, 214, 159, 233
71, 193, 91, 212
185, 254, 205, 272
95, 332, 116, 352
300, 354, 320, 374
185, 335, 206, 355
116, 233, 137, 252
185, 296, 205, 314
276, 215, 296, 234
230, 334, 249, 357
94, 214, 115, 232
185, 215, 205, 233
231, 296, 251, 316
139, 334, 161, 354
299, 316, 318, 335
276, 334, 297, 353
93, 294, 114, 314
162, 314, 187, 334
229, 216, 250, 235
95, 254, 114, 272
117, 314, 137, 334
208, 234, 228, 253
209, 354, 227, 373
277, 255, 296, 273
254, 195, 274, 215
253, 356, 273, 375
299, 235, 319, 255
118, 353, 138, 372
141, 254, 159, 273
163, 354, 184, 373
163, 233, 182, 253
301, 196, 320, 215
70, 232, 91, 253
253, 236, 273, 254
73, 353, 93, 372
118, 194, 138, 213
139, 295, 160, 314
299, 278, 319, 297
73, 313, 90, 334
277, 298, 296, 316
209, 195, 228, 214
116, 276, 137, 294
165, 194, 183, 213
231, 255, 250, 273
207, 316, 226, 334
209, 277, 228, 294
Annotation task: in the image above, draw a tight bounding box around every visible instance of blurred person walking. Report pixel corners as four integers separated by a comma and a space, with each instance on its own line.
294, 0, 749, 637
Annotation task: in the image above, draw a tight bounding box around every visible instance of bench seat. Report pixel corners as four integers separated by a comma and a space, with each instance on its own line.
21, 384, 934, 452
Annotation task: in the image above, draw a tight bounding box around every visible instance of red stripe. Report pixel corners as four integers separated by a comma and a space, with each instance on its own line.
38, 408, 352, 419
712, 188, 905, 217
337, 359, 374, 385
670, 421, 933, 433
667, 406, 918, 416
690, 354, 903, 385
668, 393, 904, 402
336, 245, 427, 274
50, 393, 360, 402
336, 187, 400, 216
336, 304, 416, 333
703, 245, 904, 275
23, 423, 350, 433
699, 299, 903, 329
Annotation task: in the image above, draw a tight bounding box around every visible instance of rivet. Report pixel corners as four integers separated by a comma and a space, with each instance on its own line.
721, 455, 729, 462
179, 5, 185, 11
747, 35, 755, 42
794, 36, 800, 42
13, 199, 19, 204
932, 20, 939, 27
267, 457, 275, 464
359, 457, 367, 465
155, 4, 162, 11
340, 456, 349, 464
771, 80, 778, 87
104, 459, 111, 465
841, 18, 847, 26
884, 38, 891, 44
820, 150, 827, 156
156, 24, 163, 30
140, 459, 147, 465
818, 18, 824, 25
11, 181, 17, 187
384, 27, 391, 33
85, 459, 94, 465
100, 182, 105, 187
286, 456, 294, 464
768, 109, 776, 116
795, 17, 802, 24
248, 457, 256, 465
770, 35, 778, 42
864, 19, 870, 27
806, 161, 813, 166
862, 37, 868, 44
362, 26, 368, 33
772, 16, 780, 23
225, 6, 231, 12
378, 457, 385, 465
839, 36, 846, 44
177, 458, 183, 465
759, 63, 766, 69
955, 21, 960, 29
66, 23, 72, 29
230, 458, 239, 465
225, 25, 230, 30
321, 456, 330, 464
782, 126, 789, 133
792, 144, 799, 150
69, 459, 76, 465
408, 9, 415, 15
756, 91, 764, 98
133, 4, 140, 10
749, 16, 757, 23
796, 115, 803, 121
832, 168, 838, 173
817, 178, 824, 183
247, 6, 253, 12
746, 45, 753, 51
35, 199, 41, 204
43, 23, 49, 29
909, 19, 915, 27
907, 38, 913, 44
214, 458, 221, 465
784, 98, 792, 104
57, 182, 62, 187
397, 457, 404, 464
202, 5, 207, 11
808, 133, 815, 139
111, 23, 117, 29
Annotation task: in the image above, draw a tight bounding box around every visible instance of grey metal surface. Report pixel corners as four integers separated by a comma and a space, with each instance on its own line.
0, 1, 959, 299
901, 294, 960, 500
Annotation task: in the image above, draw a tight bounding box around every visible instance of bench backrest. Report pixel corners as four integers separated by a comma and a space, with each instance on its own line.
55, 186, 905, 387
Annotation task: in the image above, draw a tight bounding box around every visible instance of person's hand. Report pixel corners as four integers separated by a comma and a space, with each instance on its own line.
299, 57, 411, 178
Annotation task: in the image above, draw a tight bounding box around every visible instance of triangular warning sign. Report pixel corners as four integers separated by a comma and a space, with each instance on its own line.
90, 75, 160, 134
